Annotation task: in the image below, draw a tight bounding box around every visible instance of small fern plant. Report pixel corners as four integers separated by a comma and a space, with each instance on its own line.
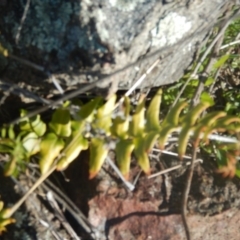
1, 89, 240, 178
1, 89, 240, 233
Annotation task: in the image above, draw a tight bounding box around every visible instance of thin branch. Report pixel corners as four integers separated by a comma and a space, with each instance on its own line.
0, 80, 51, 105
220, 39, 240, 49
106, 156, 135, 191
4, 165, 56, 218
48, 74, 65, 95
115, 58, 160, 109
181, 147, 198, 240
8, 54, 45, 72
121, 59, 160, 99
152, 148, 192, 159
15, 0, 31, 44
148, 159, 202, 179
46, 192, 81, 240
33, 170, 102, 239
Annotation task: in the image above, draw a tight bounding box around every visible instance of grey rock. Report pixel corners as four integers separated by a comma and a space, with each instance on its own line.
0, 0, 235, 95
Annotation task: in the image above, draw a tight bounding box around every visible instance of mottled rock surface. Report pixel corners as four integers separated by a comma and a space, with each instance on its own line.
0, 0, 234, 95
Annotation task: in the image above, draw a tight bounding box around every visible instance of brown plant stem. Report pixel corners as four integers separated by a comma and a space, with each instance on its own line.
3, 165, 56, 218
181, 147, 197, 240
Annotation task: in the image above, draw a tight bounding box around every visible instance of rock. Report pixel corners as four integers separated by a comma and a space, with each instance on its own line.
88, 195, 185, 240
88, 195, 240, 240
0, 0, 234, 95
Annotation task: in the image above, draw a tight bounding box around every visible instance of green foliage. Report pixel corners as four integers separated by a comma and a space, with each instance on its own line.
0, 89, 239, 181
111, 97, 130, 139
0, 125, 31, 177
92, 95, 116, 135
0, 201, 15, 235
49, 106, 71, 137
129, 95, 146, 137
115, 139, 134, 179
20, 110, 46, 137
213, 55, 230, 69
39, 133, 65, 174
221, 89, 240, 117
223, 17, 240, 44
56, 125, 88, 171
146, 89, 162, 131
0, 43, 9, 57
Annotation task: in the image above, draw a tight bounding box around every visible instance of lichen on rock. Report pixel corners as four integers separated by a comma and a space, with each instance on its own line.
5, 1, 79, 52
150, 12, 192, 48
108, 0, 146, 12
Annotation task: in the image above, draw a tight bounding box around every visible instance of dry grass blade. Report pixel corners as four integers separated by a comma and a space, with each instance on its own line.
46, 192, 80, 240
2, 165, 56, 219
15, 0, 31, 44
148, 159, 203, 179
